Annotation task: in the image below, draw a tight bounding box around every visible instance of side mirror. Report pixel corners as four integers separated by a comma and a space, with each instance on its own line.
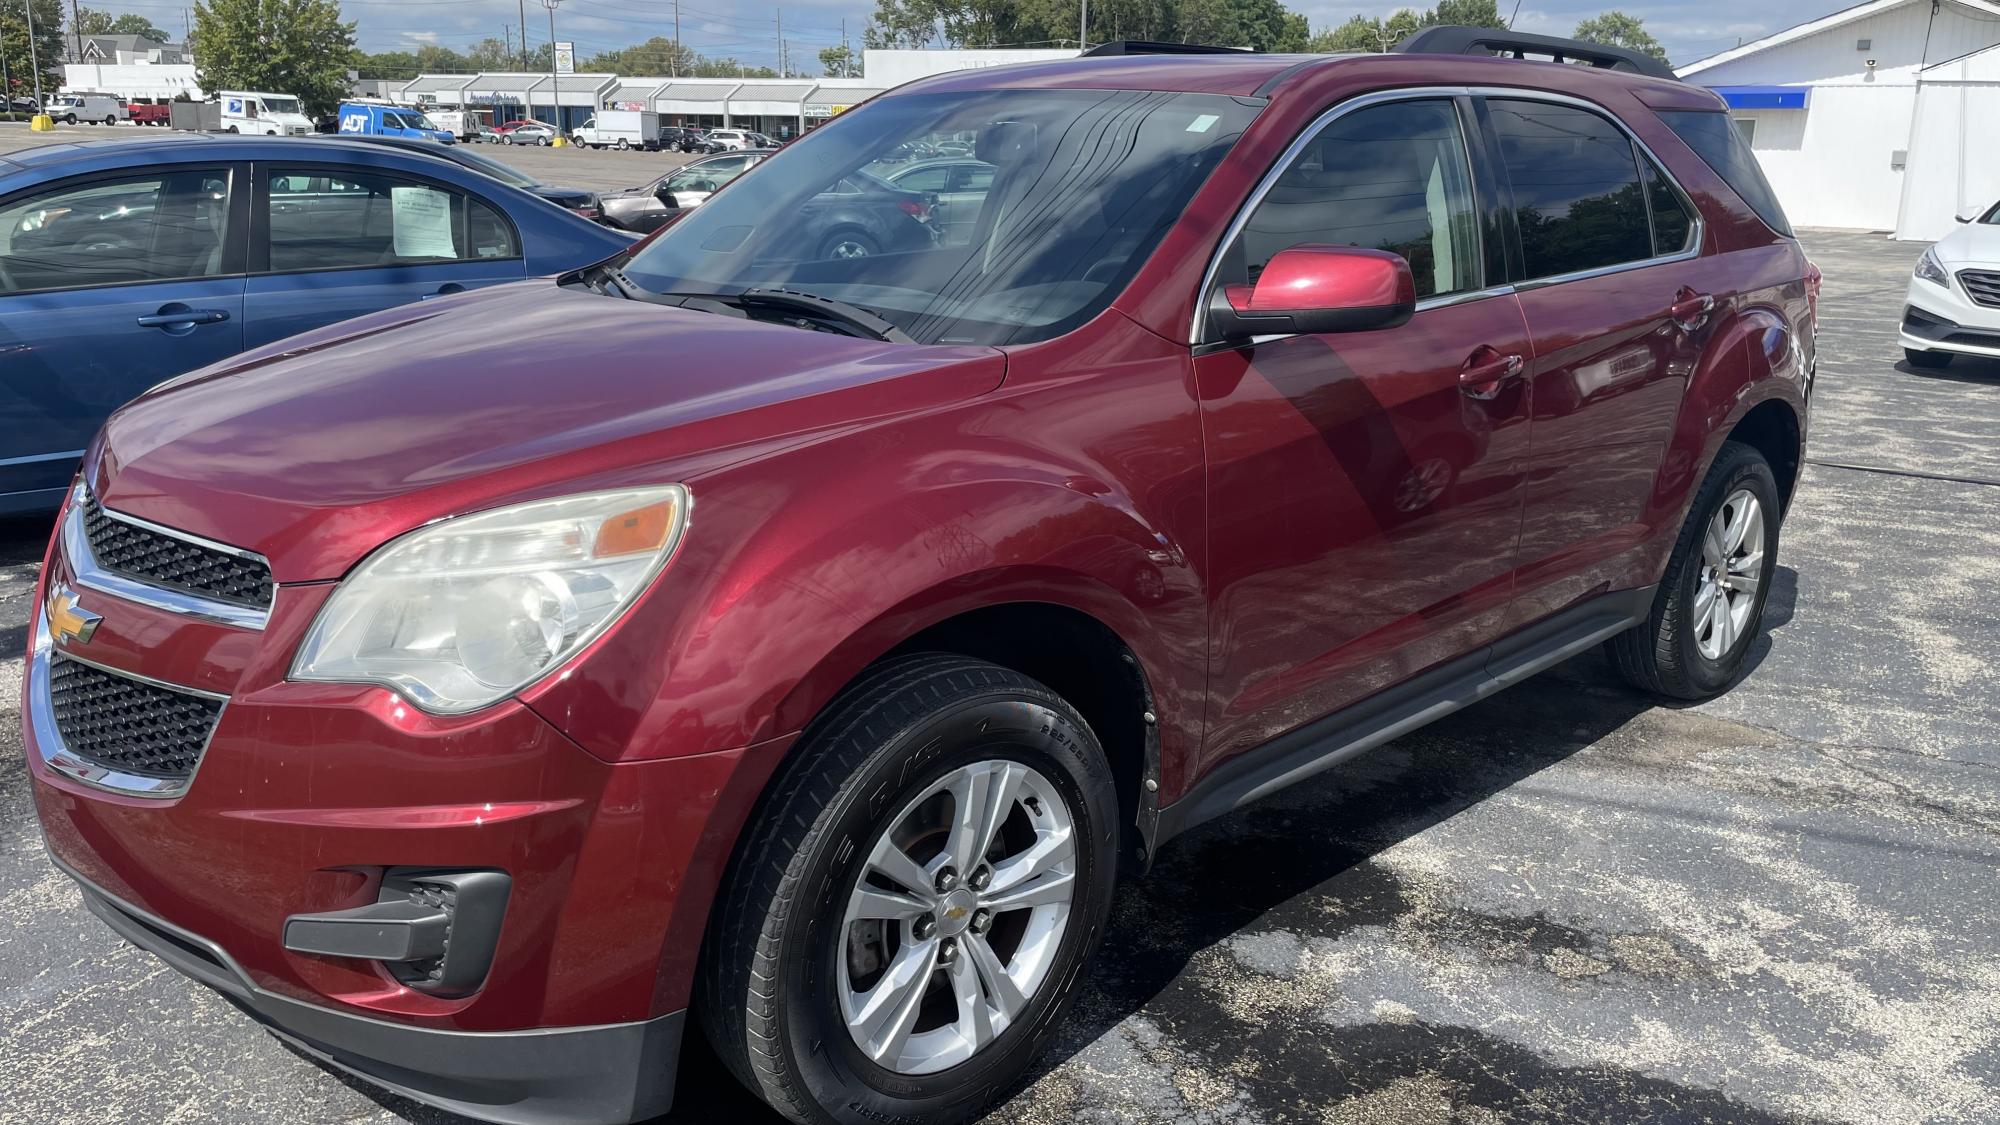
1957, 213, 1976, 224
1209, 246, 1417, 339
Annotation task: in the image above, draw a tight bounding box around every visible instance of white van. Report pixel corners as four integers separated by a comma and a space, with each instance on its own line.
217, 90, 314, 136
46, 92, 128, 125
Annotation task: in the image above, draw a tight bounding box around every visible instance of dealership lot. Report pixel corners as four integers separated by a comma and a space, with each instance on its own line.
0, 118, 1996, 1125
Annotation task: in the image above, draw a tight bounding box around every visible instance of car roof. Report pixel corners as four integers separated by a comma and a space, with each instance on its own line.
0, 134, 510, 181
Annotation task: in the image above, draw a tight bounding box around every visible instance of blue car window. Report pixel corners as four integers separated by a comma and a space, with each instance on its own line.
0, 170, 229, 294
266, 167, 518, 271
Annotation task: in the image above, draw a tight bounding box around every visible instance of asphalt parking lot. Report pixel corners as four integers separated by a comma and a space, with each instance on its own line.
0, 126, 1996, 1123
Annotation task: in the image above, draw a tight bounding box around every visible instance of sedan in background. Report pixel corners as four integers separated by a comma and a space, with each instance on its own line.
497, 121, 558, 145
342, 135, 612, 224
600, 150, 775, 232
0, 134, 630, 513
879, 158, 993, 245
1902, 199, 2000, 368
804, 168, 939, 259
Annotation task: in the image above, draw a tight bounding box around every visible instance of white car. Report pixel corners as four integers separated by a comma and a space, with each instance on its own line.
1901, 203, 2000, 368
703, 129, 765, 152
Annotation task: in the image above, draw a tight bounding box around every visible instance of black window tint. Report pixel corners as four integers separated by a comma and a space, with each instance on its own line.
1490, 100, 1652, 279
266, 167, 517, 271
952, 164, 994, 193
0, 170, 229, 294
1230, 99, 1482, 299
1658, 109, 1793, 237
894, 165, 950, 192
1644, 156, 1695, 256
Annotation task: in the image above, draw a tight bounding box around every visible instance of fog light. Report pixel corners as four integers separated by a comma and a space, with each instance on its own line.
283, 869, 510, 997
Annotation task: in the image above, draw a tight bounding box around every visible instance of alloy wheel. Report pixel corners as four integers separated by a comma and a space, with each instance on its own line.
838, 759, 1077, 1075
1694, 488, 1764, 660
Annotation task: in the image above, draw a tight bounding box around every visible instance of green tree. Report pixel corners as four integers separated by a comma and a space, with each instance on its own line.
74, 8, 168, 39
192, 0, 358, 115
462, 36, 515, 71
819, 43, 860, 77
358, 49, 420, 79
1, 0, 65, 101
1573, 9, 1667, 64
1307, 1, 1502, 54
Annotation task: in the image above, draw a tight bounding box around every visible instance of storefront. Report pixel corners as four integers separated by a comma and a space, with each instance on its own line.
399, 74, 475, 109
602, 78, 668, 113
725, 81, 815, 141
652, 81, 734, 129
458, 73, 542, 126
802, 85, 886, 132
525, 73, 615, 132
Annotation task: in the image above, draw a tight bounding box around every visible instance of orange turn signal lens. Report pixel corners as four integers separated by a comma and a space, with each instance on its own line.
593, 499, 678, 557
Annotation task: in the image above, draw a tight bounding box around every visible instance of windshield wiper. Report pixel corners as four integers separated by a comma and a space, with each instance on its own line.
628, 286, 914, 344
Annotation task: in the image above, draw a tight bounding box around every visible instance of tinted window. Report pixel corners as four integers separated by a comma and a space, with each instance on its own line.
1490, 100, 1653, 279
894, 165, 951, 192
1644, 156, 1695, 256
265, 168, 517, 271
1227, 99, 1482, 300
0, 170, 230, 294
1659, 109, 1794, 237
951, 164, 995, 193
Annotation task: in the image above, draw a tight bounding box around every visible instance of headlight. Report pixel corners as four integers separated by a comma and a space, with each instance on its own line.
1915, 248, 1949, 287
293, 486, 690, 714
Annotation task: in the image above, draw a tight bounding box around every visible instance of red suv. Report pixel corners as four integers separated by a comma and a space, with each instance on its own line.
25, 29, 1811, 1125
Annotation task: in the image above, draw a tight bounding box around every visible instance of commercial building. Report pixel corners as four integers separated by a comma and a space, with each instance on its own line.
1677, 0, 2000, 239
395, 74, 891, 140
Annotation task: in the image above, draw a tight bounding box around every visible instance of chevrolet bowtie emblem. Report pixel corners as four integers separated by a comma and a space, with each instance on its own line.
48, 586, 101, 647
942, 904, 969, 921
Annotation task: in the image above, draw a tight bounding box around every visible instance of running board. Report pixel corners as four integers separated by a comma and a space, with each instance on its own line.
1152, 586, 1655, 847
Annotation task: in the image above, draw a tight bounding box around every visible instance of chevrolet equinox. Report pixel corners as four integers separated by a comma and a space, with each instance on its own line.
25, 28, 1813, 1125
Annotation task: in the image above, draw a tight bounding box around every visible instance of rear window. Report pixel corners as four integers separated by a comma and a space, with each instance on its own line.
1657, 110, 1793, 237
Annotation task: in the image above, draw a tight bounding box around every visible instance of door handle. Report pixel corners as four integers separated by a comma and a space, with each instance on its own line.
1669, 288, 1715, 330
1459, 348, 1526, 400
419, 283, 467, 301
136, 308, 230, 329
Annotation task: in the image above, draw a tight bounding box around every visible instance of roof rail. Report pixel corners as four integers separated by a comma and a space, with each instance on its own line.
1081, 41, 1255, 57
1393, 25, 1678, 82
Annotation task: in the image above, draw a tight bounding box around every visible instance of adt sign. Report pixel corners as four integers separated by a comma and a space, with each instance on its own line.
339, 111, 369, 134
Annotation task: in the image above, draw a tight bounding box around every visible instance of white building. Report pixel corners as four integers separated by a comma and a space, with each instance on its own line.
860, 48, 1080, 87
396, 74, 892, 139
60, 61, 201, 103
1677, 0, 2000, 239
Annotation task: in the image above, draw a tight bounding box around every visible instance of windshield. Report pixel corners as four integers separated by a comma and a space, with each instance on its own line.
622, 88, 1256, 346
409, 112, 441, 130
1982, 201, 2000, 225
262, 96, 302, 115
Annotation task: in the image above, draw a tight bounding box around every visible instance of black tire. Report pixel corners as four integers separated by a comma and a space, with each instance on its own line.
104, 115, 117, 126
1904, 348, 1951, 369
702, 655, 1119, 1125
1610, 440, 1782, 699
63, 113, 77, 125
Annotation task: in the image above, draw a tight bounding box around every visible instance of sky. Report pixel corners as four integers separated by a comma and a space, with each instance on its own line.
107, 0, 1850, 74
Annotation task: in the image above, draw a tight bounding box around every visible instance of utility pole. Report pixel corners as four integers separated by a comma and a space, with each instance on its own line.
776, 7, 783, 78
539, 0, 560, 133
70, 0, 82, 69
672, 0, 680, 78
518, 0, 528, 68
25, 0, 46, 106
1079, 0, 1087, 50
503, 23, 513, 65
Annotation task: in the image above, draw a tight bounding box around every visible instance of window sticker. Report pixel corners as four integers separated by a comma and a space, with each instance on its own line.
391, 185, 456, 259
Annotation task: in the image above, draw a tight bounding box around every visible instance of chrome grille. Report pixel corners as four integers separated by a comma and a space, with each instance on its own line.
1959, 269, 2000, 309
47, 655, 224, 780
82, 498, 274, 610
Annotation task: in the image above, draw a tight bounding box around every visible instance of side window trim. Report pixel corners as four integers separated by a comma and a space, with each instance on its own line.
1190, 85, 1518, 346
0, 163, 247, 297
1469, 88, 1705, 292
249, 159, 523, 276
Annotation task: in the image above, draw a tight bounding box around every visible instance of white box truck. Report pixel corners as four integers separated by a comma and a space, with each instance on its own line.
571, 110, 662, 151
217, 91, 314, 136
428, 108, 492, 141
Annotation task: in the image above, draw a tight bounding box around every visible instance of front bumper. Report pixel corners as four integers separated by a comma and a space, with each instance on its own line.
23, 505, 776, 1123
54, 853, 683, 1125
1900, 272, 2000, 358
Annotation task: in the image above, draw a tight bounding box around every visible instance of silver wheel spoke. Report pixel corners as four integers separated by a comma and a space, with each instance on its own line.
867, 837, 933, 897
946, 949, 995, 1051
965, 933, 1029, 1020
1711, 593, 1736, 653
986, 826, 1074, 898
850, 885, 931, 922
1725, 570, 1760, 597
852, 941, 939, 1065
1703, 519, 1727, 568
1692, 579, 1718, 621
947, 761, 1020, 875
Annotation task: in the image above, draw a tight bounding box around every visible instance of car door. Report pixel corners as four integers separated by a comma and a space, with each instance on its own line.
0, 165, 245, 508
243, 163, 528, 349
1481, 97, 1723, 628
1191, 96, 1535, 773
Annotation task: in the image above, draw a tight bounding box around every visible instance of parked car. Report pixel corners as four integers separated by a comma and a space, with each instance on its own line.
44, 92, 127, 125
698, 128, 759, 151
25, 28, 1812, 1125
600, 149, 775, 231
342, 134, 611, 224
503, 121, 559, 146
656, 125, 703, 152
879, 157, 994, 244
466, 123, 503, 144
1901, 195, 2000, 368
0, 134, 629, 512
336, 100, 456, 144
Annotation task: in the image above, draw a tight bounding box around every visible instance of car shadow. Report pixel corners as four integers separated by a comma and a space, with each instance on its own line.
320, 629, 1783, 1124
1895, 357, 2000, 383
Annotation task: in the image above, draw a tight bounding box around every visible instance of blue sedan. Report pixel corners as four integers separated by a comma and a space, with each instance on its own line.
0, 135, 631, 513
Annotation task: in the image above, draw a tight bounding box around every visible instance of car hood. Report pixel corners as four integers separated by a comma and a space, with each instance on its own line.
93, 282, 1006, 581
535, 185, 597, 206
1934, 220, 2000, 264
